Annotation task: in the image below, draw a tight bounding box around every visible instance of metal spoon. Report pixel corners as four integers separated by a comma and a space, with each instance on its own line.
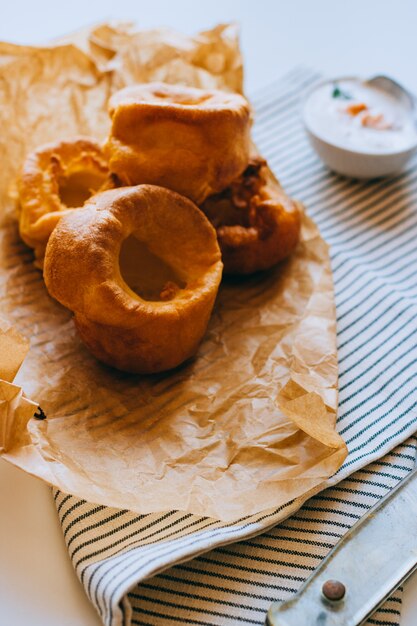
365, 74, 416, 112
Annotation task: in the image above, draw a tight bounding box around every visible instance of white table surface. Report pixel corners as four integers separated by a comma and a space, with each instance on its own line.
1, 1, 417, 625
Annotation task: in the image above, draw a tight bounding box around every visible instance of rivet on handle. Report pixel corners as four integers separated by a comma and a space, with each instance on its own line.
322, 580, 346, 601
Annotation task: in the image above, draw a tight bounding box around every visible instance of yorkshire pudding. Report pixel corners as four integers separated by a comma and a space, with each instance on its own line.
105, 82, 252, 204
201, 157, 301, 274
44, 185, 223, 374
18, 137, 111, 267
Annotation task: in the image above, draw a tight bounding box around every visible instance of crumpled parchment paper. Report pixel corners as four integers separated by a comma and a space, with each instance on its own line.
0, 22, 347, 521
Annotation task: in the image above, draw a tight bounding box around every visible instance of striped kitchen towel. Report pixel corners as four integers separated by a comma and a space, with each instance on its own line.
54, 68, 417, 626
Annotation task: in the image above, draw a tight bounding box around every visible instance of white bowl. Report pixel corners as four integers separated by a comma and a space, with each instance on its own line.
302, 76, 417, 179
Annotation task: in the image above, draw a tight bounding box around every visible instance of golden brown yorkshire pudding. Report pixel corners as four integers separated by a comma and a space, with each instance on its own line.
18, 137, 111, 267
201, 157, 301, 275
44, 185, 223, 374
105, 82, 252, 204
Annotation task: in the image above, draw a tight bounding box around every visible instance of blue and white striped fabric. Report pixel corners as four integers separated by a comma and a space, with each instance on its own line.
54, 68, 417, 626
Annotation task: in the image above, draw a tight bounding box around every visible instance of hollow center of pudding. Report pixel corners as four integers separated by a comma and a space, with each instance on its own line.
59, 170, 106, 208
152, 89, 212, 106
202, 160, 267, 229
203, 195, 252, 229
119, 235, 185, 302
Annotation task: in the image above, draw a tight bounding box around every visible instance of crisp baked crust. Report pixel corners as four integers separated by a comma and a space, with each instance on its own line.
201, 157, 301, 274
44, 185, 223, 374
18, 137, 111, 267
105, 82, 252, 203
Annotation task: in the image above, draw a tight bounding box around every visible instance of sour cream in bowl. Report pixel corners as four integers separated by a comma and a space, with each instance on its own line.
303, 76, 417, 179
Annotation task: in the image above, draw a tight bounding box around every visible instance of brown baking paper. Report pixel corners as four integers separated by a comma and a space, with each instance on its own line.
0, 22, 347, 521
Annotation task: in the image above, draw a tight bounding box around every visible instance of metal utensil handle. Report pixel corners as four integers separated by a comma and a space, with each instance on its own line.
266, 466, 417, 626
